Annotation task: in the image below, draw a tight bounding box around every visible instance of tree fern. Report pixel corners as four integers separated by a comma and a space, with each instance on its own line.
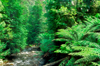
54, 15, 100, 65
55, 24, 92, 42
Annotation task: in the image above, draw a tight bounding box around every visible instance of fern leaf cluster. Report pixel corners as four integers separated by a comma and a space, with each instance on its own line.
55, 14, 100, 66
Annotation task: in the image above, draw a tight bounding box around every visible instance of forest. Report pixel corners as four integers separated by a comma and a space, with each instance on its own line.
0, 0, 100, 66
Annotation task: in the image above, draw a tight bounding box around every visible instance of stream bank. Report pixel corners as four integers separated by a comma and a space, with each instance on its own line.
3, 46, 45, 66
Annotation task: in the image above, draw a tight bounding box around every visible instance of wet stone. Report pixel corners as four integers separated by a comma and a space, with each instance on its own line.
3, 46, 45, 66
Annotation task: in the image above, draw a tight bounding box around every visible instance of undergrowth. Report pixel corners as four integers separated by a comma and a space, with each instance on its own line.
54, 14, 100, 66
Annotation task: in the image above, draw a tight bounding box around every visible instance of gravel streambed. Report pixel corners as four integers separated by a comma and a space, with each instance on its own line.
3, 46, 45, 66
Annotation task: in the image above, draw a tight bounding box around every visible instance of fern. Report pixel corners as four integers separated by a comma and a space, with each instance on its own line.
69, 46, 100, 63
55, 24, 92, 42
65, 57, 75, 66
74, 40, 100, 48
92, 62, 100, 66
54, 15, 100, 65
85, 16, 100, 32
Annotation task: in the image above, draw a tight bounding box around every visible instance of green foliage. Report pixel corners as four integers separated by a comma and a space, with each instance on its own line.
27, 0, 43, 44
69, 46, 100, 63
92, 62, 100, 66
45, 0, 74, 33
42, 0, 100, 65
65, 57, 75, 66
45, 0, 100, 34
0, 41, 10, 59
1, 0, 28, 53
54, 15, 100, 65
0, 1, 10, 58
39, 33, 57, 52
0, 1, 4, 12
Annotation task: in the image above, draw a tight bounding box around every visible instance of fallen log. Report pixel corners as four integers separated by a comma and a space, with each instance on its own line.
43, 57, 68, 66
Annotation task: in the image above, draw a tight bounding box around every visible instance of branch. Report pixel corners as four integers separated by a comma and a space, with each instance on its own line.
43, 57, 68, 66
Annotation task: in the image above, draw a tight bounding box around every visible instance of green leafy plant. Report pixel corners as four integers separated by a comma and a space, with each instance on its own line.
39, 33, 57, 53
54, 15, 100, 65
65, 57, 75, 66
0, 22, 10, 58
0, 1, 10, 58
1, 0, 28, 54
0, 41, 10, 59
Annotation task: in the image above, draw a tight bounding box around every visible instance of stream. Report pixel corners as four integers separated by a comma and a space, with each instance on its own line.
3, 46, 45, 66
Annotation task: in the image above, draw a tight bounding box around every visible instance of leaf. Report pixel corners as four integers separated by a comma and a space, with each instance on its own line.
54, 49, 61, 53
0, 13, 3, 18
92, 62, 100, 66
75, 56, 97, 64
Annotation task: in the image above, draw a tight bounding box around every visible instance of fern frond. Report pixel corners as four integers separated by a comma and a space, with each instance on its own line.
65, 57, 75, 66
54, 45, 73, 53
69, 46, 100, 64
92, 62, 100, 66
85, 17, 100, 32
54, 49, 69, 53
74, 56, 97, 64
55, 16, 100, 66
72, 24, 90, 40
56, 28, 75, 40
69, 46, 100, 58
90, 25, 100, 32
75, 40, 100, 48
85, 17, 100, 25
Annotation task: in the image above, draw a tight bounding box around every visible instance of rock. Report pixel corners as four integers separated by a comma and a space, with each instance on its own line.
4, 46, 45, 66
6, 63, 14, 66
27, 48, 32, 51
32, 51, 35, 52
22, 49, 27, 52
14, 60, 22, 63
39, 58, 45, 65
0, 59, 3, 66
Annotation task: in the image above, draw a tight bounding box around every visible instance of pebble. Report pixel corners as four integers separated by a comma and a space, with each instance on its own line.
3, 47, 45, 66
